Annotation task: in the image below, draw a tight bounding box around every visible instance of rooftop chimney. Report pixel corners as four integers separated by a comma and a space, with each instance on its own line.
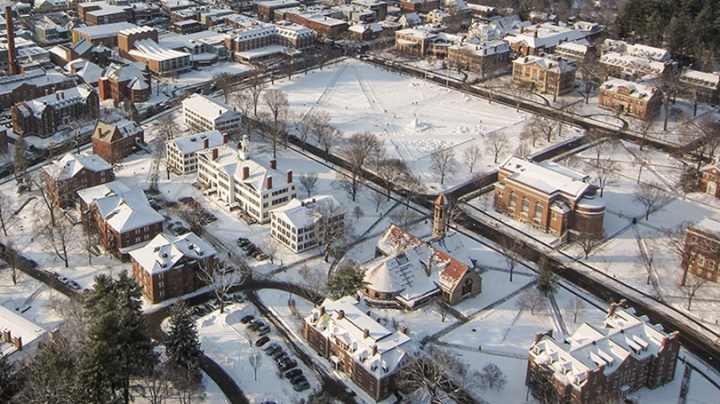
546, 329, 553, 338
203, 137, 209, 149
2, 330, 10, 343
270, 159, 277, 170
97, 128, 102, 136
13, 336, 21, 351
400, 326, 407, 334
371, 345, 377, 356
266, 175, 272, 189
222, 133, 228, 144
363, 329, 369, 339
534, 332, 543, 344
337, 310, 344, 320
242, 166, 249, 180
286, 170, 292, 183
211, 148, 218, 160
5, 7, 17, 76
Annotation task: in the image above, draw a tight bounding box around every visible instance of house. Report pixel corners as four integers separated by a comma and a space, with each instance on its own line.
398, 12, 420, 28
512, 55, 576, 98
166, 130, 228, 174
700, 159, 720, 197
0, 305, 49, 364
304, 296, 412, 401
270, 195, 345, 253
86, 188, 164, 259
504, 23, 586, 56
11, 84, 99, 138
43, 152, 114, 208
598, 78, 661, 119
92, 119, 145, 164
447, 39, 510, 77
684, 217, 720, 284
494, 156, 605, 237
527, 302, 680, 404
118, 26, 191, 76
130, 232, 217, 303
182, 94, 243, 134
348, 23, 384, 41
680, 69, 720, 106
97, 62, 152, 103
196, 135, 297, 224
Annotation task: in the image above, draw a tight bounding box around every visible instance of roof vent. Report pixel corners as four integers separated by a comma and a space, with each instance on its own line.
190, 137, 196, 142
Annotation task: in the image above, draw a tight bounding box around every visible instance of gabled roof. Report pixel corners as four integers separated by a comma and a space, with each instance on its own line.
103, 63, 145, 84
182, 94, 239, 120
691, 217, 720, 238
498, 156, 591, 200
17, 84, 95, 118
376, 223, 424, 256
271, 195, 343, 229
43, 152, 112, 181
77, 180, 131, 206
94, 189, 164, 234
129, 232, 216, 275
65, 59, 104, 85
169, 130, 224, 154
512, 55, 575, 73
93, 119, 143, 143
601, 78, 657, 100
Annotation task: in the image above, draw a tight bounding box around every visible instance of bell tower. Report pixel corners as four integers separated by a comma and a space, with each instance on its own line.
238, 133, 250, 160
432, 193, 448, 240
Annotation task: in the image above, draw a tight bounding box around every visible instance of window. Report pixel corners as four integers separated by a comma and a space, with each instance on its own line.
521, 196, 530, 215
461, 278, 473, 295
509, 192, 517, 209
697, 255, 705, 267
534, 202, 542, 222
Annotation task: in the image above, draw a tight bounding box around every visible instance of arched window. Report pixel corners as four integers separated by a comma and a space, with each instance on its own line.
534, 202, 543, 222
509, 191, 517, 209
521, 196, 530, 214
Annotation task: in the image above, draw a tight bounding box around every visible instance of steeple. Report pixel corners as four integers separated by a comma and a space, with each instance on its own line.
431, 193, 448, 240
238, 133, 250, 160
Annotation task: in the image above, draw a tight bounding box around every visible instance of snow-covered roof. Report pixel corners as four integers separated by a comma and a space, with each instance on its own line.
65, 59, 104, 85
0, 69, 75, 97
692, 217, 720, 237
271, 195, 342, 229
449, 39, 508, 56
129, 232, 216, 275
77, 181, 131, 206
499, 156, 591, 200
169, 130, 225, 154
73, 22, 138, 39
182, 94, 236, 119
129, 38, 190, 62
71, 39, 93, 56
0, 305, 47, 360
376, 223, 424, 256
305, 296, 411, 377
93, 119, 143, 143
43, 152, 112, 182
504, 23, 585, 50
512, 55, 575, 73
349, 22, 383, 34
16, 84, 95, 118
600, 52, 666, 75
93, 189, 164, 233
555, 41, 590, 55
601, 78, 657, 100
103, 62, 145, 84
680, 69, 720, 89
603, 39, 670, 63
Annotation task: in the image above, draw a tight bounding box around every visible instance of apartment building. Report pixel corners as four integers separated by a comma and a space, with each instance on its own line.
0, 68, 78, 110
304, 296, 412, 401
166, 130, 228, 174
130, 232, 217, 303
92, 119, 145, 164
600, 39, 671, 81
182, 94, 243, 133
512, 55, 576, 98
700, 160, 720, 198
494, 156, 605, 237
504, 23, 586, 56
11, 84, 99, 138
598, 78, 661, 120
42, 152, 114, 208
270, 195, 345, 253
447, 39, 510, 77
196, 135, 296, 224
684, 217, 720, 284
256, 0, 301, 21
680, 69, 720, 106
527, 302, 680, 404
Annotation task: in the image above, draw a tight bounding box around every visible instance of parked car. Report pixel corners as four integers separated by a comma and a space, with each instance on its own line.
256, 325, 271, 335
232, 293, 245, 303
249, 321, 265, 331
290, 375, 306, 385
67, 281, 81, 290
255, 336, 270, 347
284, 369, 302, 379
254, 253, 269, 261
240, 314, 254, 324
263, 343, 281, 355
293, 380, 310, 391
278, 358, 297, 371
57, 276, 69, 284
273, 352, 289, 363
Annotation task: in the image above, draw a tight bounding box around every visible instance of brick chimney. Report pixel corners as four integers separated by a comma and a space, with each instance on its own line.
354, 294, 360, 302
2, 330, 10, 343
266, 175, 272, 189
546, 329, 553, 338
371, 345, 377, 356
5, 7, 17, 76
211, 148, 218, 160
534, 332, 544, 344
236, 141, 242, 149
363, 329, 369, 339
270, 159, 277, 170
97, 128, 102, 136
337, 309, 344, 320
400, 326, 407, 334
319, 306, 325, 316
13, 336, 22, 351
203, 137, 209, 149
242, 166, 249, 180
222, 133, 228, 144
608, 303, 617, 317
286, 170, 292, 183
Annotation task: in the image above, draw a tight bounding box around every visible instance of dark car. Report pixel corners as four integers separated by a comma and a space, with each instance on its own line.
238, 239, 251, 248
240, 315, 254, 324
272, 350, 288, 361
67, 281, 81, 290
278, 358, 297, 371
284, 369, 302, 379
290, 375, 307, 385
293, 380, 310, 391
249, 321, 265, 331
263, 343, 281, 355
255, 336, 270, 347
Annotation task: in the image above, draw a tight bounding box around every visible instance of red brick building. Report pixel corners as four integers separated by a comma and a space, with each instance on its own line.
399, 0, 439, 13
512, 55, 576, 98
285, 11, 348, 39
304, 297, 412, 401
87, 188, 164, 259
92, 119, 145, 164
684, 218, 720, 284
97, 63, 152, 103
78, 1, 133, 26
42, 153, 114, 208
494, 156, 605, 237
598, 78, 661, 120
700, 160, 720, 198
11, 84, 99, 138
0, 69, 78, 109
527, 302, 680, 404
130, 232, 217, 303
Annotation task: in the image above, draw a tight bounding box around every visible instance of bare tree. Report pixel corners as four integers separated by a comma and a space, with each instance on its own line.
633, 118, 654, 152
520, 121, 543, 148
586, 158, 618, 197
37, 211, 75, 267
196, 260, 244, 314
249, 64, 267, 117
241, 326, 254, 347
663, 221, 701, 286
340, 132, 384, 175
0, 192, 14, 236
299, 173, 319, 198
516, 289, 547, 315
176, 204, 207, 237
311, 198, 351, 262
31, 176, 55, 227
214, 72, 237, 104
262, 90, 290, 158
528, 116, 558, 144
515, 141, 532, 158
298, 264, 326, 305
81, 213, 101, 265
248, 351, 262, 382
333, 170, 364, 202
577, 57, 606, 104
370, 188, 385, 213
398, 346, 481, 403
497, 237, 526, 282
316, 123, 342, 161
232, 90, 253, 118
157, 113, 180, 142
136, 364, 172, 404
296, 111, 319, 149
353, 206, 364, 221
634, 182, 669, 221
260, 236, 279, 265
462, 144, 483, 174
13, 135, 28, 186
389, 209, 420, 230
575, 233, 602, 259
678, 274, 707, 311
376, 158, 409, 200
486, 131, 509, 164
479, 363, 507, 391
508, 82, 532, 112
566, 297, 586, 323
430, 146, 458, 185
4, 242, 23, 285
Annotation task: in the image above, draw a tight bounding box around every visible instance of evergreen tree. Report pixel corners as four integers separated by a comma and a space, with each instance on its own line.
13, 135, 27, 184
326, 261, 364, 299
166, 299, 203, 381
80, 272, 157, 404
123, 98, 141, 123
537, 257, 558, 297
